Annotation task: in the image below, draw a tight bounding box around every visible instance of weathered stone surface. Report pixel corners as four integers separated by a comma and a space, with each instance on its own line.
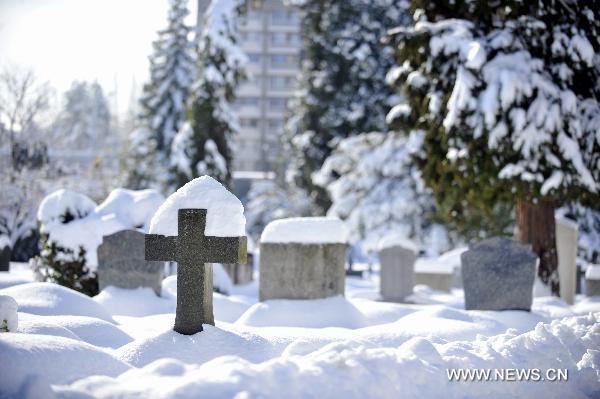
556, 218, 578, 305
414, 271, 454, 292
586, 279, 600, 296
146, 209, 246, 335
259, 243, 346, 301
0, 245, 10, 272
97, 230, 163, 295
379, 246, 416, 301
461, 237, 537, 311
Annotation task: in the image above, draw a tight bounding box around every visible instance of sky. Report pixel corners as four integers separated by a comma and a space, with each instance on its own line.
0, 0, 198, 115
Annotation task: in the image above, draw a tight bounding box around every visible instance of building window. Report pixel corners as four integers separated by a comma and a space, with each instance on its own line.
270, 10, 298, 26
241, 31, 263, 44
269, 76, 295, 90
247, 53, 262, 64
268, 98, 288, 110
268, 118, 284, 129
234, 97, 260, 107
240, 118, 259, 128
270, 54, 299, 69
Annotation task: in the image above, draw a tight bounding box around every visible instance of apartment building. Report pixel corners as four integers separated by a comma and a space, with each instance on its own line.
198, 0, 302, 172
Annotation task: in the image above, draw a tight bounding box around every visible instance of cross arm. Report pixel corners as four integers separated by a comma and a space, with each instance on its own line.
205, 236, 247, 264
145, 234, 177, 262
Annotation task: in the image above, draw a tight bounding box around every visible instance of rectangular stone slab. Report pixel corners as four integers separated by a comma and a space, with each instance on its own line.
260, 242, 346, 301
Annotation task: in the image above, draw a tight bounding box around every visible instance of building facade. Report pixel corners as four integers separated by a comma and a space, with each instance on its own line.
197, 0, 302, 172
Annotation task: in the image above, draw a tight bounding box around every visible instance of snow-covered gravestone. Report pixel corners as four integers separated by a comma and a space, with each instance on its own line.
378, 236, 417, 302
0, 236, 10, 272
259, 218, 347, 301
585, 265, 600, 297
97, 230, 163, 296
556, 217, 578, 305
0, 295, 18, 332
461, 237, 537, 311
145, 177, 247, 335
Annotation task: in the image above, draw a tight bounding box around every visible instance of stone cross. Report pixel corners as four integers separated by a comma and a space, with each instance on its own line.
145, 208, 246, 335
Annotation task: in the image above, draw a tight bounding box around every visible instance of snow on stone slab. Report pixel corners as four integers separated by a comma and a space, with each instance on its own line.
149, 175, 245, 237
0, 282, 114, 323
260, 217, 348, 244
0, 294, 18, 332
377, 233, 418, 252
37, 189, 97, 226
55, 313, 600, 398
236, 296, 367, 329
585, 264, 600, 280
0, 333, 131, 398
95, 188, 165, 231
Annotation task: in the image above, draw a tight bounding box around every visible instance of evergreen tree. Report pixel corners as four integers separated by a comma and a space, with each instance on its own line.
139, 0, 195, 184
285, 0, 410, 213
53, 81, 111, 150
170, 0, 246, 189
314, 131, 452, 255
387, 0, 600, 294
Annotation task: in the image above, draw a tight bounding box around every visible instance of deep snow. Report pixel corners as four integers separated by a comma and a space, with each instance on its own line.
0, 264, 599, 398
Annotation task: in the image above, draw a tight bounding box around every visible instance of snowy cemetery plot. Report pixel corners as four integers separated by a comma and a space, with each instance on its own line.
0, 176, 599, 398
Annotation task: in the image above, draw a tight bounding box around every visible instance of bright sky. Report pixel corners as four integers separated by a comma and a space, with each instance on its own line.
0, 0, 197, 115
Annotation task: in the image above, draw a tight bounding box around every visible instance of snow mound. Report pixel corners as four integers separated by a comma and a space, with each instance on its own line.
162, 275, 251, 323
0, 294, 18, 332
260, 217, 348, 244
29, 315, 133, 349
116, 325, 278, 367
94, 286, 175, 317
236, 296, 367, 328
58, 314, 600, 398
0, 333, 130, 398
378, 233, 418, 252
42, 213, 127, 268
95, 188, 165, 231
37, 189, 97, 226
149, 176, 245, 237
0, 283, 114, 322
17, 313, 83, 341
37, 188, 165, 268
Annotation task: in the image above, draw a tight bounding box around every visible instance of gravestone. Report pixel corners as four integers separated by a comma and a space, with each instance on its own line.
556, 218, 578, 305
461, 237, 537, 311
379, 245, 416, 302
146, 209, 246, 335
585, 265, 600, 297
0, 242, 10, 272
414, 271, 454, 291
97, 230, 163, 295
259, 218, 347, 301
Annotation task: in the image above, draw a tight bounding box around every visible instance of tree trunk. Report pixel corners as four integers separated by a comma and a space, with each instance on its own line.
516, 198, 559, 296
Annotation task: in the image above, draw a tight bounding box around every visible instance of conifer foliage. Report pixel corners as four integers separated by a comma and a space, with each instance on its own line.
387, 0, 600, 294
137, 0, 195, 188
170, 0, 246, 190
285, 0, 410, 212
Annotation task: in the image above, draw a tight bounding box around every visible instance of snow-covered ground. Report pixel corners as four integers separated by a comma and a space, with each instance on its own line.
1, 262, 599, 398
